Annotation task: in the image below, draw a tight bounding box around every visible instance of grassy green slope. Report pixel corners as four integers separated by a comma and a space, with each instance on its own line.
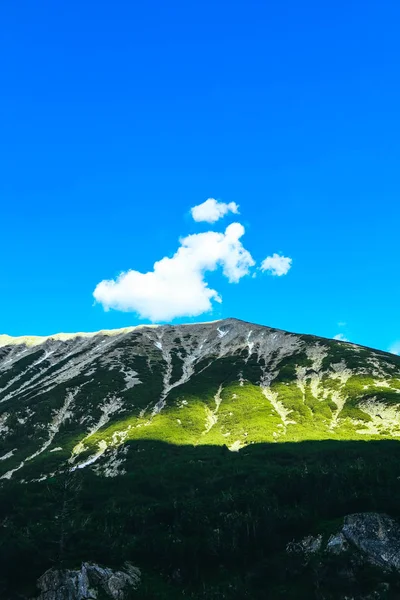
0, 322, 400, 480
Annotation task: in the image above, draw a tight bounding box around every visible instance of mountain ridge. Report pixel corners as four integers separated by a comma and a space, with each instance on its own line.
0, 317, 394, 359
0, 317, 399, 483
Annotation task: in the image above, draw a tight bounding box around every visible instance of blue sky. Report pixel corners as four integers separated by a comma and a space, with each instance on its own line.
1, 0, 399, 354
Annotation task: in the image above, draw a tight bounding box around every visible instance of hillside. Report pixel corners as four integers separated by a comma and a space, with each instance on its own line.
1, 318, 400, 598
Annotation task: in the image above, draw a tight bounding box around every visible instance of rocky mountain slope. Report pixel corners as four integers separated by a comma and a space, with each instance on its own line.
0, 318, 399, 483
2, 318, 400, 599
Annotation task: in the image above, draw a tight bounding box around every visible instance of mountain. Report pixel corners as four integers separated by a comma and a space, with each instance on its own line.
1, 318, 400, 599
0, 318, 399, 481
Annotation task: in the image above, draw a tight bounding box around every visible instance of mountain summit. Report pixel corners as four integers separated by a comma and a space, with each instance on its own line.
0, 318, 399, 482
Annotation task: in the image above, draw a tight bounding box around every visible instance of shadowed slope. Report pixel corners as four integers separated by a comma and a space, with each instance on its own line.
2, 439, 400, 598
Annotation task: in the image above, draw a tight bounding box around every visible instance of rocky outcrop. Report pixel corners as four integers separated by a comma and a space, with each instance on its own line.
342, 513, 400, 571
287, 513, 400, 599
325, 532, 349, 555
35, 562, 140, 600
288, 512, 400, 570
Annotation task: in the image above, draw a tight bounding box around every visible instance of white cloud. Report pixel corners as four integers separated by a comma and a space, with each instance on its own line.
93, 223, 255, 322
260, 253, 292, 276
389, 341, 400, 356
333, 333, 349, 342
191, 198, 239, 223
337, 321, 346, 327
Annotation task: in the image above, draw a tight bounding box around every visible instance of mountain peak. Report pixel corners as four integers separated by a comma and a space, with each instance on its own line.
0, 316, 398, 482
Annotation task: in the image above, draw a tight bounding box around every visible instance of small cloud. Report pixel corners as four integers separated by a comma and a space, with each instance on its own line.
93, 223, 254, 322
191, 198, 239, 223
333, 333, 349, 342
338, 321, 346, 327
260, 253, 292, 276
389, 341, 400, 356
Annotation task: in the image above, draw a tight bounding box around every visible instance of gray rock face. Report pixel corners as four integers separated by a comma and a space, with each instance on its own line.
343, 513, 400, 571
288, 512, 400, 570
326, 532, 349, 555
35, 562, 140, 600
287, 514, 400, 599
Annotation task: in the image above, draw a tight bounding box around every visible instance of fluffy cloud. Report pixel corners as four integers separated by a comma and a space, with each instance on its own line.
389, 341, 400, 355
93, 223, 254, 322
191, 198, 239, 223
260, 253, 292, 276
333, 333, 349, 342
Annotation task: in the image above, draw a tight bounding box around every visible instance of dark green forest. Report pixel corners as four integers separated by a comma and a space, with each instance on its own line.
2, 439, 400, 599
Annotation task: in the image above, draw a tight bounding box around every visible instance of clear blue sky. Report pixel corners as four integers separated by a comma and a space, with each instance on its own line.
1, 0, 399, 353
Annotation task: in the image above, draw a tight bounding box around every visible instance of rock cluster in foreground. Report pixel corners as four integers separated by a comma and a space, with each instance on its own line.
288, 513, 400, 599
35, 562, 140, 600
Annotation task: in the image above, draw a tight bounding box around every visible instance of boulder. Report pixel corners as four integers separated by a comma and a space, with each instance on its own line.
326, 532, 349, 555
342, 513, 400, 571
35, 562, 140, 600
286, 513, 400, 599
